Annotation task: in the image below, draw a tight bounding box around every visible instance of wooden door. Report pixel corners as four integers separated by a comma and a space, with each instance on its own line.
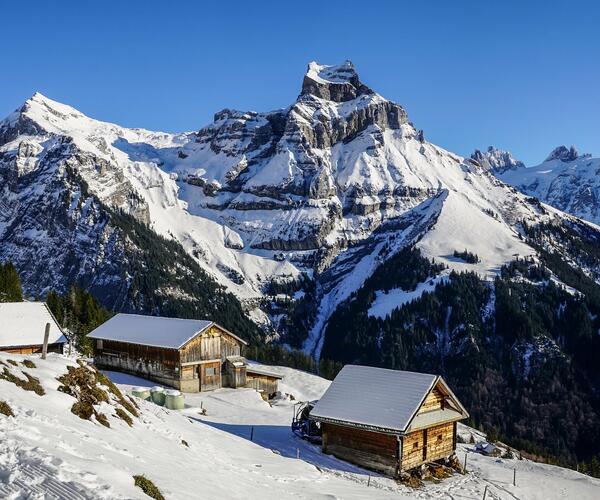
199, 361, 221, 391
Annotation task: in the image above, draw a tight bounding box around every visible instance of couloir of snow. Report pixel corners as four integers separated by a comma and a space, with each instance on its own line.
1, 352, 599, 499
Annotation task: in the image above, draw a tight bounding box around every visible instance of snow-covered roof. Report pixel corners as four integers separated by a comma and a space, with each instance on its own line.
87, 313, 247, 349
246, 366, 283, 379
0, 302, 66, 348
310, 365, 465, 434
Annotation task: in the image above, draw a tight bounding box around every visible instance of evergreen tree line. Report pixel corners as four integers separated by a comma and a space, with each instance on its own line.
46, 287, 112, 355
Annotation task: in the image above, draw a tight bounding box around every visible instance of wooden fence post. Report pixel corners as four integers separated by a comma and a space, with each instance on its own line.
513, 468, 516, 486
42, 322, 50, 360
250, 426, 254, 441
482, 485, 488, 499
367, 475, 371, 487
464, 453, 468, 472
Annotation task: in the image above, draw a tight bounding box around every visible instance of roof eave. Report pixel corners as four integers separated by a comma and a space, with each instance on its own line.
405, 413, 468, 434
309, 415, 405, 435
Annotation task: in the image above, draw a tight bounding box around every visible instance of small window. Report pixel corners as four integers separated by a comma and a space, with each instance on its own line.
437, 434, 443, 442
97, 339, 103, 349
205, 367, 215, 376
413, 441, 419, 450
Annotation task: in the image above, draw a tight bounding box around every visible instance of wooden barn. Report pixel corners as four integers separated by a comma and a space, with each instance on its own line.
0, 302, 67, 354
89, 314, 281, 397
309, 365, 468, 477
89, 314, 249, 392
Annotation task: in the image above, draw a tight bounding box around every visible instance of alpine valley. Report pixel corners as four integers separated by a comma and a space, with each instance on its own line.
2, 61, 600, 471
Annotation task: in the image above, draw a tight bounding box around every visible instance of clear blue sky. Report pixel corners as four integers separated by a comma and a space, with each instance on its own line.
1, 0, 598, 165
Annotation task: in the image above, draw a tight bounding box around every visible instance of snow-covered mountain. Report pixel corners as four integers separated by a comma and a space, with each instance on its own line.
489, 145, 600, 225
0, 61, 585, 345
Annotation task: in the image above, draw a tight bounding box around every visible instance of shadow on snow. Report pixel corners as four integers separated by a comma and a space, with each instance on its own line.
189, 417, 375, 476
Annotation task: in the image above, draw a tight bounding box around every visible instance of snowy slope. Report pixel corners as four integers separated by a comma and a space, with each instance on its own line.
1, 352, 599, 499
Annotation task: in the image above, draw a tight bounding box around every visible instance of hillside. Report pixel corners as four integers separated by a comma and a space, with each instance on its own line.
1, 352, 599, 499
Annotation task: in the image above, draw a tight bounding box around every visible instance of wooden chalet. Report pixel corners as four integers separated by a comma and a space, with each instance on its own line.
89, 314, 281, 396
0, 302, 67, 354
309, 365, 468, 477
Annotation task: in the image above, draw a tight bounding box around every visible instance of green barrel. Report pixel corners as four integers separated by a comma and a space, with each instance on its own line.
150, 386, 166, 406
165, 389, 185, 410
131, 387, 151, 401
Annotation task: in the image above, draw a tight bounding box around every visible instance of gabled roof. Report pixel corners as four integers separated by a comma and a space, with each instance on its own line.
310, 365, 467, 434
0, 302, 67, 348
87, 313, 247, 349
246, 366, 283, 379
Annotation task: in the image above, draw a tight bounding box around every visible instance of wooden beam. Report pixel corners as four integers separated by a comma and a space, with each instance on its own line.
41, 323, 50, 360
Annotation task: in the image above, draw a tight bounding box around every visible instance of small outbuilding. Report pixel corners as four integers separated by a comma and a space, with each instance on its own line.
245, 366, 283, 400
0, 302, 67, 354
310, 365, 468, 477
89, 313, 257, 393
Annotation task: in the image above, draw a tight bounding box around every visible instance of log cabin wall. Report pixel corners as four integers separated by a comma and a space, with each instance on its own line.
94, 339, 180, 388
0, 343, 63, 355
322, 423, 399, 477
401, 428, 426, 470
420, 386, 444, 412
424, 422, 455, 462
180, 331, 219, 363
220, 331, 242, 359
179, 326, 241, 364
400, 421, 455, 471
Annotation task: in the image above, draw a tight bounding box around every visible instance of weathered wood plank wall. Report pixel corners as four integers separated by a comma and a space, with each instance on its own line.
322, 423, 398, 476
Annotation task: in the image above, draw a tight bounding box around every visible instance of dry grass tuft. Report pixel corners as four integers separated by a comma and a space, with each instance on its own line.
57, 362, 138, 427
133, 475, 165, 500
0, 400, 14, 417
21, 359, 37, 369
0, 367, 45, 395
116, 407, 133, 426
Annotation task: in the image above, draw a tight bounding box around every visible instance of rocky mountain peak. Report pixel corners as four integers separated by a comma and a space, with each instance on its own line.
544, 145, 581, 163
470, 146, 525, 174
300, 60, 374, 102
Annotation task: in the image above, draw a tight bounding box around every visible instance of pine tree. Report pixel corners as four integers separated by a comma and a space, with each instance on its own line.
0, 262, 23, 302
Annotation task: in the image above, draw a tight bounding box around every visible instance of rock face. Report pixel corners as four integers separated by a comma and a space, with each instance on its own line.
544, 145, 583, 163
471, 146, 525, 174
